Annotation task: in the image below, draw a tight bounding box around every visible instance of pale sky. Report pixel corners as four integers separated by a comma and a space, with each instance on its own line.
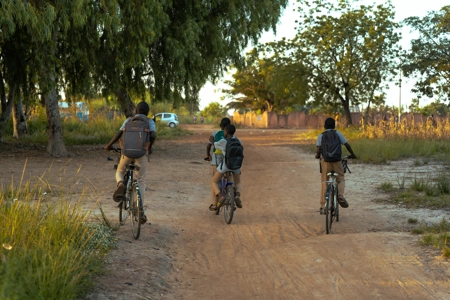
199, 0, 449, 111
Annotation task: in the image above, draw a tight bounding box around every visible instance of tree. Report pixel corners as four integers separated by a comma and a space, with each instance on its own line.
201, 102, 227, 118
403, 6, 450, 100
263, 0, 401, 125
223, 50, 309, 113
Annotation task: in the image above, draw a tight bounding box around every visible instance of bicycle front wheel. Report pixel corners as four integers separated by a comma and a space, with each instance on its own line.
325, 185, 335, 234
335, 187, 340, 222
130, 182, 142, 240
223, 185, 235, 224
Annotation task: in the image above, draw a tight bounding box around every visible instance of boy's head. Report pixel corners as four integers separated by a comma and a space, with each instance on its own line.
136, 102, 150, 116
324, 117, 335, 129
224, 124, 236, 137
220, 118, 231, 129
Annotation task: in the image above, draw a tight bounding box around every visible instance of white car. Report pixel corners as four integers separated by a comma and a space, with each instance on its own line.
154, 113, 179, 128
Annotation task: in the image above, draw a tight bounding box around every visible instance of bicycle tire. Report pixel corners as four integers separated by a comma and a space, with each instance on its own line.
119, 176, 130, 225
335, 187, 340, 222
130, 182, 141, 240
215, 176, 227, 216
325, 185, 334, 234
223, 185, 235, 224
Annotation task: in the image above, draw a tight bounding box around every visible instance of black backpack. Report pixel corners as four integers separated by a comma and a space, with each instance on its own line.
120, 115, 151, 158
225, 137, 244, 170
321, 130, 342, 162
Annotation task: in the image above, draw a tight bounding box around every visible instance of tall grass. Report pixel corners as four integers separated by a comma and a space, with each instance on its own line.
4, 107, 192, 145
0, 170, 116, 299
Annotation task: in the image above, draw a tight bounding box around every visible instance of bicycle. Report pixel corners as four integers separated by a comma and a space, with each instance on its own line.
109, 148, 145, 240
324, 155, 351, 234
215, 171, 236, 224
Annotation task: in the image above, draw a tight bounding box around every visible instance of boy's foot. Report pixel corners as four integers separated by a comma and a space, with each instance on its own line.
338, 197, 349, 208
216, 195, 226, 209
209, 204, 217, 211
113, 181, 125, 202
235, 193, 242, 208
319, 207, 327, 215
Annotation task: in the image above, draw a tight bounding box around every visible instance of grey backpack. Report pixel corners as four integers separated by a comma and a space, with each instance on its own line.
120, 115, 151, 158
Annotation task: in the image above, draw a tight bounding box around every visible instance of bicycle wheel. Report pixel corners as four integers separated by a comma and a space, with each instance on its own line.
325, 185, 334, 234
119, 175, 130, 225
335, 187, 340, 222
223, 185, 235, 224
130, 182, 142, 240
215, 176, 227, 216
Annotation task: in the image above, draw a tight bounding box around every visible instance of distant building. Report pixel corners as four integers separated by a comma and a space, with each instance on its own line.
349, 105, 360, 113
59, 102, 89, 121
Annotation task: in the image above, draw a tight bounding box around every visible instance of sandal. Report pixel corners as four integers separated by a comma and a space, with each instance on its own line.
209, 204, 217, 211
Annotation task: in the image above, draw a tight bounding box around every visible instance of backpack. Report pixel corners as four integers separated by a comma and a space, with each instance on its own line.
213, 130, 225, 155
321, 130, 342, 162
120, 115, 151, 158
225, 137, 244, 170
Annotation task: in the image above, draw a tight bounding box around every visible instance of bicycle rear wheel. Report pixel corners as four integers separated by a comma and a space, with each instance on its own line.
325, 185, 335, 234
119, 198, 130, 225
130, 182, 142, 240
223, 185, 235, 224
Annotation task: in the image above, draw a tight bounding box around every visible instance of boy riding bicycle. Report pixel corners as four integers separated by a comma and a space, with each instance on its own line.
315, 118, 356, 215
210, 124, 243, 211
104, 102, 156, 224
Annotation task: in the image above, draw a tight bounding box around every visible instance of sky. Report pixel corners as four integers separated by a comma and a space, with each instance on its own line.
198, 0, 449, 112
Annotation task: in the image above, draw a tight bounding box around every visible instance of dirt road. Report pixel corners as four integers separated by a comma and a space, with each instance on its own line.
1, 125, 449, 299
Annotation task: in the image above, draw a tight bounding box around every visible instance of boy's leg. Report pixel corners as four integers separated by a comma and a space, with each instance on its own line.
233, 172, 242, 208
333, 160, 348, 208
114, 155, 133, 202
211, 165, 218, 205
211, 171, 223, 207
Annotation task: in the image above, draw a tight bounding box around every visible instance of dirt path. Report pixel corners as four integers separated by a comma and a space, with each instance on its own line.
1, 125, 450, 299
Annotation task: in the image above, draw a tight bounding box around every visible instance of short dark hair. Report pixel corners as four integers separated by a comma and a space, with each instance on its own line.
224, 124, 236, 136
220, 117, 231, 128
136, 102, 150, 116
324, 117, 335, 129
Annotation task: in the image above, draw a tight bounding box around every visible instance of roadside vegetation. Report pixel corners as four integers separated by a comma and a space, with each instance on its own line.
0, 172, 117, 298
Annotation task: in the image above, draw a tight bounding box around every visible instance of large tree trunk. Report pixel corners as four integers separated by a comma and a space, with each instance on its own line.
12, 92, 29, 139
0, 81, 17, 142
43, 88, 69, 157
116, 88, 135, 118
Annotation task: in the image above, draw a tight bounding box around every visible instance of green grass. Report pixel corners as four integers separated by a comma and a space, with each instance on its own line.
0, 177, 116, 299
412, 218, 450, 257
378, 182, 394, 192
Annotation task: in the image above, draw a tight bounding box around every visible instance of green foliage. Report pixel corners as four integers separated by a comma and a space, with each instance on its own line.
223, 53, 309, 113
413, 219, 450, 257
403, 6, 450, 100
0, 191, 116, 298
261, 0, 400, 124
378, 182, 394, 192
201, 102, 227, 118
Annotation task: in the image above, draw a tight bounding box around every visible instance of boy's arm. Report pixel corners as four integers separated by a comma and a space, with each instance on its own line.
148, 131, 156, 154
344, 143, 357, 159
104, 130, 123, 150
315, 146, 321, 159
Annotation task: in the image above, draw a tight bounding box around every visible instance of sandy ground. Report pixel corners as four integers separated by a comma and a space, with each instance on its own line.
1, 125, 450, 300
